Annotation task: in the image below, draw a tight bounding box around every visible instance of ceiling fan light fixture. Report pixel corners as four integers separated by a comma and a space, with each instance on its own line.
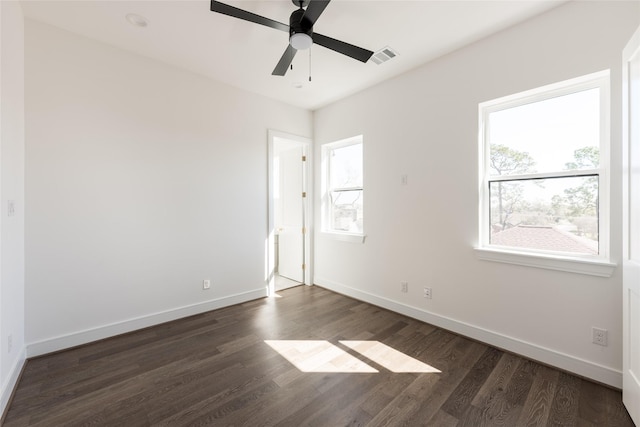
290, 33, 313, 50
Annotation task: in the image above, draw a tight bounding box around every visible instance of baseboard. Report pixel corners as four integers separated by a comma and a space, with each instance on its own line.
27, 288, 268, 358
1, 347, 26, 421
314, 277, 622, 388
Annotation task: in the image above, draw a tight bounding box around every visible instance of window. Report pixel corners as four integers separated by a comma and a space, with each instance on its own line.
478, 72, 613, 274
323, 136, 363, 236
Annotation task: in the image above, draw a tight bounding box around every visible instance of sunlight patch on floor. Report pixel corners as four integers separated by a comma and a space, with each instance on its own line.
340, 340, 441, 373
264, 340, 441, 374
265, 340, 377, 373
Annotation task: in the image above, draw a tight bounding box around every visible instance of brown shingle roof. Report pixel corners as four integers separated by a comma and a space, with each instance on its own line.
491, 225, 598, 255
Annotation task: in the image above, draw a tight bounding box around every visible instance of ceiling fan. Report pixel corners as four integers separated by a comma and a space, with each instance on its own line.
209, 0, 374, 76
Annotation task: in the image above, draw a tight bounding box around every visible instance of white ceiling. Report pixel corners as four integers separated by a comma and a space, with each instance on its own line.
20, 0, 566, 110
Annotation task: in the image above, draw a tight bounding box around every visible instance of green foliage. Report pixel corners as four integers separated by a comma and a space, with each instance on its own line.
561, 147, 599, 219
564, 146, 599, 170
490, 145, 536, 176
490, 145, 536, 230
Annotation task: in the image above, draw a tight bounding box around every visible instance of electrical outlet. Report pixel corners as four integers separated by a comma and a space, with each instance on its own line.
423, 287, 432, 299
400, 282, 408, 293
7, 334, 12, 353
203, 279, 211, 290
592, 327, 608, 346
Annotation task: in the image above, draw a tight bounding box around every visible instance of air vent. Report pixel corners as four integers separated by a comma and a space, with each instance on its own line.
370, 46, 398, 65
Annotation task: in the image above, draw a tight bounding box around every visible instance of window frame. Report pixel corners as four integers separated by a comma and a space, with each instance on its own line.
321, 135, 365, 242
476, 71, 615, 276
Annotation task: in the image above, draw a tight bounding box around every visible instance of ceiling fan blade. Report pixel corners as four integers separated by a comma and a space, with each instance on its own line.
312, 33, 374, 63
210, 1, 289, 32
301, 0, 330, 26
272, 45, 298, 76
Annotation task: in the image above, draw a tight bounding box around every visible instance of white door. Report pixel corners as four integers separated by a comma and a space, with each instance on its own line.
623, 24, 640, 425
277, 145, 305, 284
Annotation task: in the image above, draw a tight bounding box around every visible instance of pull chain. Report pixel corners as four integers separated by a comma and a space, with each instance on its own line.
309, 46, 312, 82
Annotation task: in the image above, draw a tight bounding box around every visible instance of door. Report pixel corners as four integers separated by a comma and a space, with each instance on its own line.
277, 145, 305, 284
623, 24, 640, 425
268, 131, 311, 294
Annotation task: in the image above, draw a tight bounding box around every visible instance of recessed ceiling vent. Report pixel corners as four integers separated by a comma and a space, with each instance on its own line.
370, 46, 398, 65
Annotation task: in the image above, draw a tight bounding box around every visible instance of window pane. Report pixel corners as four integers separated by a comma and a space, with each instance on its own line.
489, 88, 600, 176
489, 176, 598, 254
331, 190, 363, 233
330, 143, 363, 188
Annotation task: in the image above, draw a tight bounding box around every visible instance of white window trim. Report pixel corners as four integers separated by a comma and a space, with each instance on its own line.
477, 70, 615, 277
321, 135, 365, 242
474, 248, 616, 277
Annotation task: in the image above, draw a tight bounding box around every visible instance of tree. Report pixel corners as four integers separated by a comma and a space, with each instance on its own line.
489, 144, 536, 231
564, 146, 598, 170
490, 145, 536, 176
560, 146, 599, 237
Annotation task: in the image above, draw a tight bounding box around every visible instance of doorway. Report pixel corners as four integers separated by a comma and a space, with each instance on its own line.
268, 131, 312, 294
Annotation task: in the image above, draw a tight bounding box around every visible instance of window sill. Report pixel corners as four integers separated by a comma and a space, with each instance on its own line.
321, 232, 366, 244
474, 247, 616, 277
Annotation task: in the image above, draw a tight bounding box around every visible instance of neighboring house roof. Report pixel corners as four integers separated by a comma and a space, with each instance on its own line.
491, 225, 598, 255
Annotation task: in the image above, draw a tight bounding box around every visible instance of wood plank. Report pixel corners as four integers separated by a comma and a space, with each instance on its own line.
516, 365, 559, 426
547, 371, 580, 426
458, 353, 524, 426
441, 347, 503, 418
504, 358, 539, 406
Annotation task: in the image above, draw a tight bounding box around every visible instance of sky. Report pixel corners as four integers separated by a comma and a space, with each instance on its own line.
489, 87, 600, 175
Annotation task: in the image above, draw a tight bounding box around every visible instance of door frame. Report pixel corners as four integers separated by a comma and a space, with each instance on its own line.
622, 24, 640, 425
267, 130, 313, 295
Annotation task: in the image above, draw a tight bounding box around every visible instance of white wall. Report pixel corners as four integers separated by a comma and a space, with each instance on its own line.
24, 21, 312, 355
0, 0, 26, 414
313, 0, 639, 387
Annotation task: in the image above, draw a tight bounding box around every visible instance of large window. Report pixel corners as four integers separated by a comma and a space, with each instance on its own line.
479, 72, 609, 264
323, 136, 363, 235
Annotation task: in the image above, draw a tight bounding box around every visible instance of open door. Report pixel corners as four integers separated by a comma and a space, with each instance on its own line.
267, 131, 312, 294
277, 144, 305, 284
622, 24, 640, 425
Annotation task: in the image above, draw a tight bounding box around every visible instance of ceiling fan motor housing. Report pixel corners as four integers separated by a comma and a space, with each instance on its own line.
289, 8, 313, 41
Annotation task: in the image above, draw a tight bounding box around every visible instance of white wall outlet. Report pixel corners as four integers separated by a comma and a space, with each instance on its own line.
592, 327, 608, 346
7, 334, 12, 353
203, 279, 211, 290
400, 281, 408, 293
401, 175, 408, 185
7, 200, 15, 217
423, 287, 432, 299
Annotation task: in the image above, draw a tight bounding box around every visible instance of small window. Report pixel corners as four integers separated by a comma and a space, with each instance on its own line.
479, 72, 609, 260
323, 136, 363, 235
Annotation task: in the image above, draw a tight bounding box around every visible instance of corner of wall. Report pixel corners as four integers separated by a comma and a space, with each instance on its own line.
0, 0, 26, 418
0, 348, 26, 421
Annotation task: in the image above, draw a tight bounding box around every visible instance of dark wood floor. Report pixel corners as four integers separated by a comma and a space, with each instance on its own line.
2, 285, 634, 426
